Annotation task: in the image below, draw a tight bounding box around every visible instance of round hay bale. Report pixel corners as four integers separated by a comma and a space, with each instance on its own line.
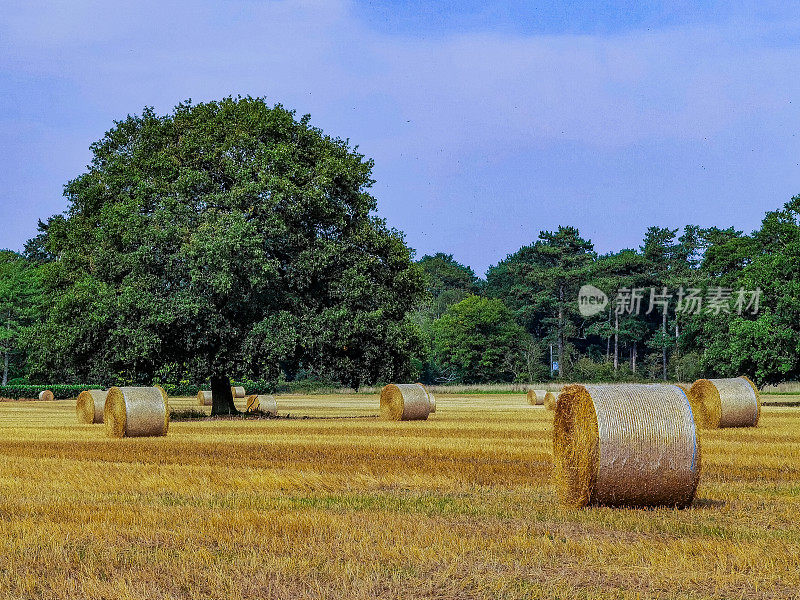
528, 389, 556, 407
76, 389, 107, 424
246, 394, 278, 415
198, 390, 213, 406
415, 383, 436, 413
553, 383, 701, 508
675, 383, 706, 429
231, 386, 246, 399
689, 376, 760, 429
104, 386, 170, 438
38, 390, 54, 402
544, 390, 558, 411
380, 383, 431, 421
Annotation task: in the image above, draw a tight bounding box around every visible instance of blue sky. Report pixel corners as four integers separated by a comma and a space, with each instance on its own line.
2, 1, 799, 274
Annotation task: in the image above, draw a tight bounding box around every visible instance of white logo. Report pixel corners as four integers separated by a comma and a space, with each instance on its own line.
578, 284, 608, 317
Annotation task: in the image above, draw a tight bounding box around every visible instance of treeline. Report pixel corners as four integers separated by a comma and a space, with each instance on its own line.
3, 197, 800, 388
1, 98, 798, 389
413, 198, 800, 386
3, 198, 799, 388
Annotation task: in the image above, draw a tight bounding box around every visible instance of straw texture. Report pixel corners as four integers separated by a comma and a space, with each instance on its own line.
689, 376, 760, 429
38, 390, 54, 402
416, 383, 436, 413
76, 389, 107, 424
198, 390, 213, 406
246, 394, 278, 415
553, 383, 701, 508
528, 389, 555, 407
676, 383, 706, 429
231, 386, 246, 399
544, 390, 558, 411
104, 386, 170, 438
380, 384, 431, 421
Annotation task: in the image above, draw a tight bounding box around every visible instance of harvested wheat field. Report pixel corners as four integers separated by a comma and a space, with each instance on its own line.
0, 393, 799, 599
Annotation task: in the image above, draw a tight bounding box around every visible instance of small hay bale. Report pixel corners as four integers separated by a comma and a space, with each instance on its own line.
415, 382, 436, 413
104, 386, 170, 438
246, 394, 278, 415
528, 389, 555, 407
689, 376, 760, 429
198, 390, 213, 406
231, 386, 246, 399
553, 383, 701, 508
76, 389, 107, 424
380, 383, 431, 421
38, 390, 54, 402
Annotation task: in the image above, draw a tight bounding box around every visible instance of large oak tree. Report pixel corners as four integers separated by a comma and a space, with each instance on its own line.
31, 97, 424, 413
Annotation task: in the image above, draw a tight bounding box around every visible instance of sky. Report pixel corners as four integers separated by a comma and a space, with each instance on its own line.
2, 1, 800, 275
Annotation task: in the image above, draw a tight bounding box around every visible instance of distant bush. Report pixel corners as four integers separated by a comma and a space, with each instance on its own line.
671, 351, 704, 383
0, 384, 99, 400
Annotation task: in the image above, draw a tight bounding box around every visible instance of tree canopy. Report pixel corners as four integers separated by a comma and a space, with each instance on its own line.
27, 97, 425, 408
431, 295, 527, 383
0, 251, 43, 385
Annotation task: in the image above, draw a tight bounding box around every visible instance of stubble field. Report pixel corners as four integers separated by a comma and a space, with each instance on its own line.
0, 393, 798, 599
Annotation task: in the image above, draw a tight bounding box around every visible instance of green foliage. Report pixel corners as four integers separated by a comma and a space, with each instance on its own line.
416, 253, 479, 317
28, 97, 425, 388
431, 295, 527, 383
413, 252, 481, 382
486, 226, 595, 376
0, 251, 44, 384
0, 384, 98, 400
670, 351, 704, 383
697, 197, 800, 385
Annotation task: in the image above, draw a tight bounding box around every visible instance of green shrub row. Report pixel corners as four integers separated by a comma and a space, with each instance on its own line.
0, 384, 100, 400
0, 378, 342, 401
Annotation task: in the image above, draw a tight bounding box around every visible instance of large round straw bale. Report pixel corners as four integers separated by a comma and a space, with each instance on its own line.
231, 386, 246, 399
38, 390, 54, 402
415, 383, 436, 413
76, 389, 107, 424
104, 386, 170, 438
689, 376, 760, 429
380, 384, 432, 421
246, 394, 278, 415
198, 390, 213, 406
553, 383, 701, 508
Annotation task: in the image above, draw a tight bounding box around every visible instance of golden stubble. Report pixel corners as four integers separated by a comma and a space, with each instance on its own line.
0, 393, 798, 599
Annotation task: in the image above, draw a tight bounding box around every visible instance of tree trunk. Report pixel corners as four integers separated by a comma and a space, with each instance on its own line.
613, 314, 619, 371
557, 284, 564, 377
631, 342, 637, 373
3, 314, 9, 385
210, 374, 238, 415
662, 310, 667, 381
605, 310, 611, 361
